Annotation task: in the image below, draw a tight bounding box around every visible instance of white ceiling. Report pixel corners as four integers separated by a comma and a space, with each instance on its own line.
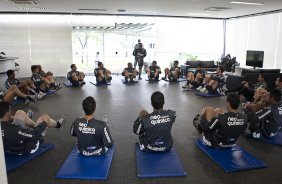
0, 0, 282, 19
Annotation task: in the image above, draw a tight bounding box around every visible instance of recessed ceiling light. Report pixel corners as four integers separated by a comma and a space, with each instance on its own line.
134, 10, 161, 15
230, 1, 264, 5
187, 13, 211, 16
15, 6, 48, 10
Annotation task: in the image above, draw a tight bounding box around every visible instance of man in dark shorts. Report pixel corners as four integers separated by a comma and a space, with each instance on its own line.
197, 66, 225, 94
94, 62, 112, 84
70, 96, 113, 156
162, 60, 181, 82
146, 60, 161, 81
1, 85, 37, 105
133, 91, 176, 152
0, 102, 65, 155
133, 42, 147, 80
247, 89, 282, 138
122, 62, 138, 82
67, 64, 86, 87
6, 69, 37, 95
193, 93, 247, 148
182, 63, 206, 89
226, 73, 268, 102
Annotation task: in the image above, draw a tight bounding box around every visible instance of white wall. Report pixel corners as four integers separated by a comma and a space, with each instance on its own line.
0, 14, 72, 77
226, 12, 282, 69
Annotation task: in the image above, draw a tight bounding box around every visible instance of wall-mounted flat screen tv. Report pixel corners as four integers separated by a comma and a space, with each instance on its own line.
246, 50, 264, 68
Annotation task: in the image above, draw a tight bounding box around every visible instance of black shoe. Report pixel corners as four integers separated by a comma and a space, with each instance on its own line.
57, 116, 66, 131
79, 81, 86, 87
55, 83, 62, 91
193, 114, 202, 134
138, 77, 142, 80
27, 94, 38, 104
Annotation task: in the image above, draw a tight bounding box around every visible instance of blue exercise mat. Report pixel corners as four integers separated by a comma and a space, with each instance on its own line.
10, 97, 25, 107
63, 81, 73, 87
195, 138, 267, 172
135, 143, 186, 178
56, 146, 115, 180
5, 143, 54, 173
46, 90, 56, 95
90, 81, 111, 86
246, 132, 282, 147
196, 92, 225, 98
121, 79, 138, 84
163, 78, 187, 83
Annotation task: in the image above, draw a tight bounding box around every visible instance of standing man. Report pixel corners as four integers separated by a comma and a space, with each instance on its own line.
133, 42, 147, 80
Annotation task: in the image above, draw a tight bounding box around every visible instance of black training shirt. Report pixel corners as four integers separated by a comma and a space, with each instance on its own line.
70, 118, 113, 156
133, 110, 176, 152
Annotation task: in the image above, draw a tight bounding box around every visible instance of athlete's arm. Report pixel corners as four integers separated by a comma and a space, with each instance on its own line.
102, 125, 113, 148
133, 117, 144, 135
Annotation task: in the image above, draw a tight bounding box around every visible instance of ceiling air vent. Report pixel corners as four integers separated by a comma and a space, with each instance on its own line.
9, 0, 39, 5
78, 8, 107, 12
117, 9, 126, 13
203, 7, 231, 11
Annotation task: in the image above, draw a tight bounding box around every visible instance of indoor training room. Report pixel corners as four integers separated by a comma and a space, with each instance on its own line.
0, 0, 282, 184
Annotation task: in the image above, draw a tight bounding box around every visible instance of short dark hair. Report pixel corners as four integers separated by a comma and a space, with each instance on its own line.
151, 91, 165, 110
0, 102, 10, 118
152, 60, 157, 64
82, 96, 96, 115
98, 62, 103, 66
259, 73, 266, 81
46, 71, 53, 76
218, 66, 224, 73
70, 64, 76, 69
226, 93, 240, 110
198, 63, 203, 68
6, 69, 14, 77
31, 65, 39, 73
174, 60, 179, 65
270, 89, 281, 102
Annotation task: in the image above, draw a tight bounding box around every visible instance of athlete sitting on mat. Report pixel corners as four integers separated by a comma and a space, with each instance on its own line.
6, 69, 38, 96
31, 65, 60, 94
122, 62, 138, 82
70, 96, 113, 156
94, 62, 112, 84
246, 89, 282, 139
67, 64, 86, 87
146, 60, 161, 81
243, 87, 269, 113
0, 102, 65, 155
162, 60, 181, 82
193, 93, 247, 148
197, 66, 225, 94
275, 77, 282, 95
133, 91, 176, 152
225, 73, 268, 102
0, 85, 37, 105
182, 63, 206, 89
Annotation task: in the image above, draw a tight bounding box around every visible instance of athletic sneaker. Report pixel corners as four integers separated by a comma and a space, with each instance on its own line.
200, 87, 207, 93
24, 98, 31, 105
252, 132, 261, 139
182, 84, 188, 89
193, 114, 202, 134
103, 114, 109, 123
57, 116, 66, 131
26, 94, 38, 105
196, 86, 203, 91
79, 81, 86, 87
27, 110, 33, 119
55, 83, 62, 91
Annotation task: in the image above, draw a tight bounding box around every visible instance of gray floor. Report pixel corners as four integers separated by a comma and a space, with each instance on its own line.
7, 75, 282, 184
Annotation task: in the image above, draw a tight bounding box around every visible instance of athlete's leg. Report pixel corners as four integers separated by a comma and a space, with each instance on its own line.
13, 110, 36, 128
